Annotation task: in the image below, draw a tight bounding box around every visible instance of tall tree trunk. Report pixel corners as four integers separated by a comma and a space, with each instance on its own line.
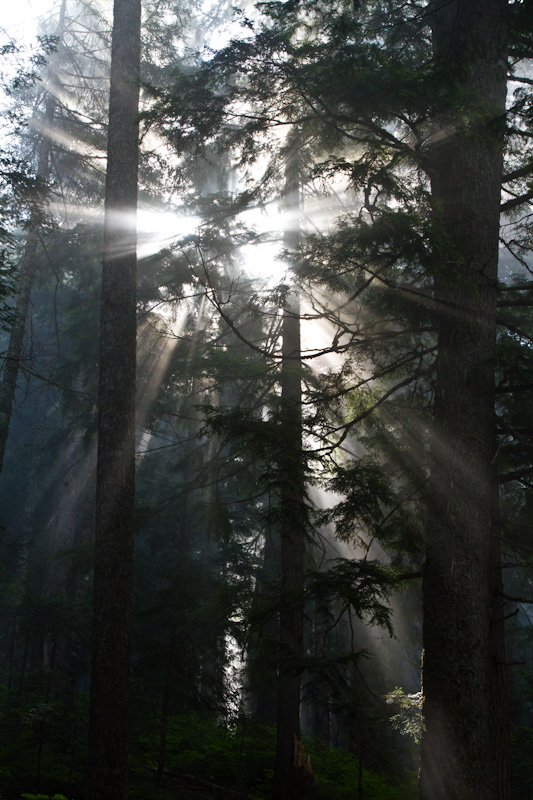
273, 134, 312, 800
0, 0, 67, 473
489, 461, 511, 795
420, 2, 510, 798
312, 596, 330, 745
6, 388, 48, 688
248, 524, 279, 725
87, 0, 141, 797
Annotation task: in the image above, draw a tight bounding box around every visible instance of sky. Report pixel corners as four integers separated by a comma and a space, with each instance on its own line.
1, 0, 249, 49
1, 0, 58, 45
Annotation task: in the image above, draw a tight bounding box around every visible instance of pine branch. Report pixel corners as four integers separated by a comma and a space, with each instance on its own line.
500, 190, 533, 213
501, 593, 533, 605
502, 163, 533, 184
499, 468, 533, 484
497, 298, 533, 307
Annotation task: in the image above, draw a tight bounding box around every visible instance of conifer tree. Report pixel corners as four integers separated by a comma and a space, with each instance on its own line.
273, 132, 312, 800
87, 0, 141, 796
0, 0, 67, 473
419, 1, 511, 797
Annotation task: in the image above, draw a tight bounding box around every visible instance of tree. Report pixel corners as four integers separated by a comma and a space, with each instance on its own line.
0, 0, 67, 473
419, 1, 511, 798
87, 0, 141, 797
273, 133, 312, 800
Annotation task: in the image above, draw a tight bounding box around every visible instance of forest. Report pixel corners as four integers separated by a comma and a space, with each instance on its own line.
0, 0, 532, 798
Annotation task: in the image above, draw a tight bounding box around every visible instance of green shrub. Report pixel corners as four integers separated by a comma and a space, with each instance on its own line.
21, 794, 71, 800
135, 713, 416, 799
308, 742, 417, 800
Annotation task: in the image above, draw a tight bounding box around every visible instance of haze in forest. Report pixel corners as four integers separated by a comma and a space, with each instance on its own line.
0, 2, 531, 800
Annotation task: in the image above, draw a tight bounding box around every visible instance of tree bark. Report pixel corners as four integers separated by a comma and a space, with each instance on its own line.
87, 0, 141, 798
312, 597, 330, 745
248, 524, 279, 725
420, 2, 511, 798
273, 134, 312, 800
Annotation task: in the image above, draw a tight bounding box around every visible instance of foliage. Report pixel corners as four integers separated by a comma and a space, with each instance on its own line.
133, 712, 417, 800
21, 794, 71, 800
309, 742, 417, 800
307, 558, 398, 635
384, 688, 423, 744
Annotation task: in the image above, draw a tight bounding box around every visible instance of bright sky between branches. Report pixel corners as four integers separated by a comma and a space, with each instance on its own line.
2, 0, 61, 44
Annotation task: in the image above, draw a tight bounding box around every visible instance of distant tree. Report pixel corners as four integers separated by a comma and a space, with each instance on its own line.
0, 0, 67, 473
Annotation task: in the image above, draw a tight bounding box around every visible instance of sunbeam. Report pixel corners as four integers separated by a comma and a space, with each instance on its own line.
136, 306, 189, 456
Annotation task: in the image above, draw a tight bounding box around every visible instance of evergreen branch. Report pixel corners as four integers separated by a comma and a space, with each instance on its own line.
330, 364, 434, 446
500, 190, 533, 213
499, 283, 533, 291
501, 593, 533, 605
497, 298, 533, 308
498, 468, 533, 484
496, 383, 533, 394
502, 163, 533, 183
510, 75, 533, 86
497, 318, 533, 343
0, 357, 93, 401
304, 345, 437, 407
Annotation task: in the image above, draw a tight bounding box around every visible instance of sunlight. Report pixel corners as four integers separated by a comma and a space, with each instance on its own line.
229, 201, 289, 285
136, 308, 188, 456
1, 0, 60, 42
30, 118, 107, 161
44, 202, 201, 261
307, 483, 422, 739
238, 239, 290, 285
231, 165, 357, 288
136, 294, 208, 456
137, 208, 201, 259
199, 0, 256, 52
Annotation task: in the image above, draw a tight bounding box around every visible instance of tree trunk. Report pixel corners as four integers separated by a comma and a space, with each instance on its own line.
420, 2, 511, 798
273, 135, 312, 800
312, 597, 330, 745
87, 0, 141, 797
248, 524, 279, 725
